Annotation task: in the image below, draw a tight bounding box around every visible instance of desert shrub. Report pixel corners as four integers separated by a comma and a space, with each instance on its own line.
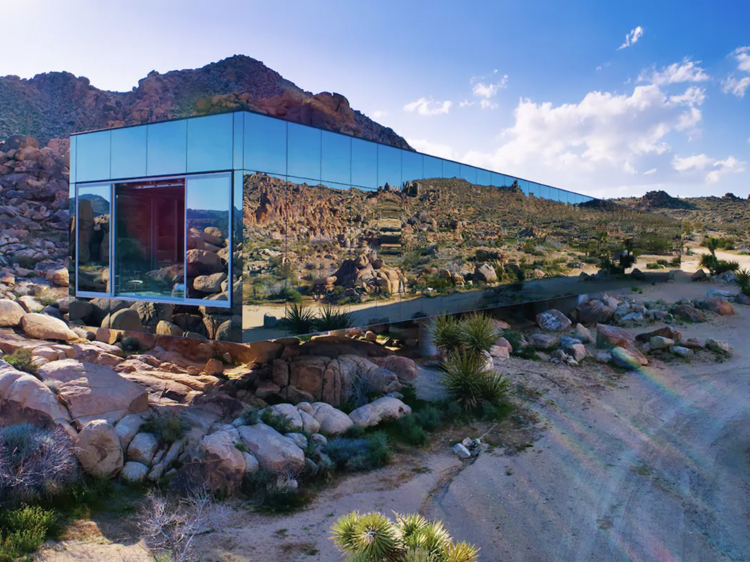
460, 314, 498, 355
3, 349, 36, 375
325, 432, 392, 471
345, 366, 376, 410
242, 469, 308, 513
430, 315, 464, 355
0, 425, 78, 506
414, 406, 444, 432
715, 260, 740, 274
241, 406, 260, 425
274, 286, 303, 303
0, 504, 58, 562
141, 412, 189, 446
646, 262, 663, 270
635, 233, 673, 254
515, 346, 540, 361
497, 330, 522, 353
735, 269, 750, 296
121, 336, 141, 352
395, 415, 428, 446
440, 351, 509, 411
314, 305, 354, 332
331, 511, 479, 562
283, 303, 316, 335
260, 410, 294, 434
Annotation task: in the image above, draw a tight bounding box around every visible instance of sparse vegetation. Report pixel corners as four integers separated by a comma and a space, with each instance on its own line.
325, 432, 392, 471
736, 269, 750, 297
3, 349, 36, 375
0, 504, 58, 562
440, 351, 509, 412
241, 406, 260, 425
331, 511, 479, 562
261, 410, 294, 434
141, 411, 190, 446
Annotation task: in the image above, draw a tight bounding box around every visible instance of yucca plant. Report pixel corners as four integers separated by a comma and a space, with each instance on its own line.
283, 302, 317, 335
736, 269, 750, 296
315, 304, 355, 332
430, 315, 465, 354
331, 512, 479, 562
460, 314, 498, 355
440, 351, 509, 411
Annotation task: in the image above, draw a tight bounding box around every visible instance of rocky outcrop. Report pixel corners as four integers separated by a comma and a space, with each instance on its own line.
0, 362, 71, 426
74, 420, 123, 478
21, 313, 78, 341
349, 397, 412, 428
237, 423, 306, 473
536, 309, 572, 332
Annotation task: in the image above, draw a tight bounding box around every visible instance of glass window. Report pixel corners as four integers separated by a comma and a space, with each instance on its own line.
77, 184, 111, 294
114, 178, 185, 299
442, 159, 459, 179
402, 151, 423, 184
476, 168, 491, 186
77, 131, 111, 182
460, 164, 477, 184
288, 123, 321, 181
111, 126, 147, 179
245, 113, 287, 175
186, 175, 231, 301
322, 130, 351, 185
147, 120, 187, 176
423, 155, 442, 179
188, 113, 233, 173
351, 138, 377, 189
378, 145, 401, 189
490, 172, 504, 187
69, 136, 77, 184
233, 112, 244, 169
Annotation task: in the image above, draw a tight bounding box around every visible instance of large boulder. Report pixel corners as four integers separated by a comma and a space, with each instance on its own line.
186, 249, 224, 277
700, 298, 735, 316
596, 324, 647, 366
349, 397, 412, 428
36, 359, 149, 425
121, 461, 149, 483
528, 333, 559, 351
369, 356, 418, 383
577, 299, 616, 325
610, 347, 643, 371
74, 420, 124, 479
238, 423, 305, 473
266, 403, 304, 432
199, 429, 247, 491
636, 326, 681, 343
21, 313, 78, 341
0, 300, 26, 327
127, 432, 159, 466
109, 308, 145, 332
114, 413, 146, 449
536, 309, 572, 332
473, 263, 497, 283
671, 305, 706, 323
0, 364, 71, 426
311, 402, 353, 435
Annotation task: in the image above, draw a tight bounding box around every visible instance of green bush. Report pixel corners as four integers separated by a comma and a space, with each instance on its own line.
283, 302, 316, 335
501, 329, 524, 351
460, 313, 498, 355
395, 415, 428, 446
141, 411, 189, 445
430, 315, 464, 354
0, 505, 58, 562
314, 304, 354, 332
325, 432, 392, 471
414, 406, 444, 432
261, 410, 294, 434
121, 336, 141, 352
736, 269, 750, 296
440, 351, 509, 411
241, 469, 308, 513
331, 511, 479, 562
241, 406, 260, 425
715, 260, 740, 275
3, 349, 36, 375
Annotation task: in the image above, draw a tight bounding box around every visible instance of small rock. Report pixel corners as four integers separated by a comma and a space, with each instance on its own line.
691, 269, 708, 281
204, 358, 224, 376
349, 397, 412, 428
706, 338, 732, 356
529, 333, 559, 351
611, 347, 643, 371
121, 461, 149, 483
573, 323, 592, 343
669, 346, 693, 357
649, 336, 675, 351
127, 432, 159, 466
536, 309, 572, 332
452, 443, 471, 459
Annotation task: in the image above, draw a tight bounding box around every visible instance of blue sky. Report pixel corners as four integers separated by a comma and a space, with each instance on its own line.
6, 0, 750, 198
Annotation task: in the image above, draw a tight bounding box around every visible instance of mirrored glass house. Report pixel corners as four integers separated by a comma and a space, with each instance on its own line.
69, 111, 682, 343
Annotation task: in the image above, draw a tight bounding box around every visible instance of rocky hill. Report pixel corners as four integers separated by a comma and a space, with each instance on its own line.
0, 55, 410, 149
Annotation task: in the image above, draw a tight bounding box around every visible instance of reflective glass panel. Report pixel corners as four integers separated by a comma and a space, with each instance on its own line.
442, 159, 459, 178
186, 175, 231, 302
77, 131, 111, 182
288, 123, 321, 181
111, 126, 147, 179
147, 120, 187, 176
402, 151, 423, 183
423, 155, 443, 179
490, 172, 504, 187
460, 164, 477, 184
69, 136, 77, 184
115, 178, 185, 299
77, 184, 111, 294
322, 130, 351, 185
351, 138, 377, 189
187, 113, 233, 173
233, 112, 244, 169
476, 168, 491, 186
378, 145, 401, 189
245, 113, 287, 175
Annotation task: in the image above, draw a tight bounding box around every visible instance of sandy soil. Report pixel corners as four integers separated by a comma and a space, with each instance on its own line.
39, 275, 750, 561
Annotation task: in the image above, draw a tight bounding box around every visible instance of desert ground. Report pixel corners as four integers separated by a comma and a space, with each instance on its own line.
38, 271, 750, 562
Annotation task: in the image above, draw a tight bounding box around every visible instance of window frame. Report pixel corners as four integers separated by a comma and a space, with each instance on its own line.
74, 171, 233, 309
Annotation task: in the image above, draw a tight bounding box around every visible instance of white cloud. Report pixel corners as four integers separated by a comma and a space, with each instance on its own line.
618, 26, 644, 50
372, 110, 388, 119
643, 168, 657, 175
732, 46, 750, 73
459, 100, 475, 108
706, 156, 746, 184
407, 138, 456, 160
638, 58, 710, 86
480, 100, 498, 110
403, 97, 452, 116
472, 75, 509, 99
673, 153, 713, 172
721, 76, 750, 98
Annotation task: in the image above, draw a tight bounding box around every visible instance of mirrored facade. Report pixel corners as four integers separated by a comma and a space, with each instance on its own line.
70, 111, 681, 343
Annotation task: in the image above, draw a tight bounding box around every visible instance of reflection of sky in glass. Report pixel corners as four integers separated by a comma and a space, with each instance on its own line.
378, 145, 401, 188
352, 138, 377, 189
188, 113, 233, 173
245, 113, 286, 175
187, 176, 230, 212
442, 160, 459, 178
460, 164, 476, 184
77, 130, 111, 182
322, 131, 351, 185
111, 126, 147, 179
147, 120, 187, 176
476, 169, 490, 186
424, 156, 442, 179
288, 123, 321, 180
402, 151, 423, 183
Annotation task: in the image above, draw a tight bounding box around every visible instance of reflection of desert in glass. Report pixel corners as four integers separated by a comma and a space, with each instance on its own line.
242, 171, 681, 339
76, 186, 111, 293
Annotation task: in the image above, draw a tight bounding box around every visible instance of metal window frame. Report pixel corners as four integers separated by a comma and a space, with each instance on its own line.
74, 171, 233, 309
